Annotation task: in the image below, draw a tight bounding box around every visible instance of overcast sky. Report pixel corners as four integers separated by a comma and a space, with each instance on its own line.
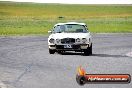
1, 0, 132, 4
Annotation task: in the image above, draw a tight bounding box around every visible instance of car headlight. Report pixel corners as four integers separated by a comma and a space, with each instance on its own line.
56, 39, 61, 43
82, 38, 87, 43
49, 38, 55, 43
76, 38, 81, 42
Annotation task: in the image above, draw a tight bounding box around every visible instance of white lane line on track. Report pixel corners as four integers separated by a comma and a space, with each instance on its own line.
0, 81, 7, 88
126, 52, 132, 57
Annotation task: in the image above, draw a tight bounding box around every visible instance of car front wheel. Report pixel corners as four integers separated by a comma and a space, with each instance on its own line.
49, 49, 55, 54
84, 49, 90, 56
83, 44, 92, 56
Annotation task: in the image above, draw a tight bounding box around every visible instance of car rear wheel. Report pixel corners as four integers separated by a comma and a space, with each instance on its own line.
49, 49, 55, 54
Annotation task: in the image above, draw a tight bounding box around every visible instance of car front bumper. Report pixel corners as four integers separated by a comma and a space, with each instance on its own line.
49, 44, 90, 51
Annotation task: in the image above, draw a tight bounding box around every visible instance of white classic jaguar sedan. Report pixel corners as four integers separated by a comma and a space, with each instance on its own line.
48, 22, 92, 55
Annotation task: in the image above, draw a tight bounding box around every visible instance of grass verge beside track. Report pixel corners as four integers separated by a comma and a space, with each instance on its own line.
0, 2, 132, 35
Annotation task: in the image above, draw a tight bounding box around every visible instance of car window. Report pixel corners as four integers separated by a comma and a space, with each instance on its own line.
53, 24, 88, 33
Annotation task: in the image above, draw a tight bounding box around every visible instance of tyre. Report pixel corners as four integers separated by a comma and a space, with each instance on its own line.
84, 49, 90, 56
84, 43, 92, 56
49, 49, 55, 54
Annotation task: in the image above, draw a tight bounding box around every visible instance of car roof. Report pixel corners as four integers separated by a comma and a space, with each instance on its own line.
54, 22, 86, 26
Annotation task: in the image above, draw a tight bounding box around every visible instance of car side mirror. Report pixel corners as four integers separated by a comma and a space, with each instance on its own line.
48, 31, 52, 33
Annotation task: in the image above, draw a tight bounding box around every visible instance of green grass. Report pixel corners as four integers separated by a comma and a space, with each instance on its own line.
0, 1, 132, 35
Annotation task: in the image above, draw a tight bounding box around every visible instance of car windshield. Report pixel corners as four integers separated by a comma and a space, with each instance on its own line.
53, 24, 88, 33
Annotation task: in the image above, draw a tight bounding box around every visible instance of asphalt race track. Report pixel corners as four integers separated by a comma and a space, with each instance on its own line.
0, 34, 132, 88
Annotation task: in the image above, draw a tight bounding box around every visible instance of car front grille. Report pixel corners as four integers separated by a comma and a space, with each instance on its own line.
61, 38, 75, 44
